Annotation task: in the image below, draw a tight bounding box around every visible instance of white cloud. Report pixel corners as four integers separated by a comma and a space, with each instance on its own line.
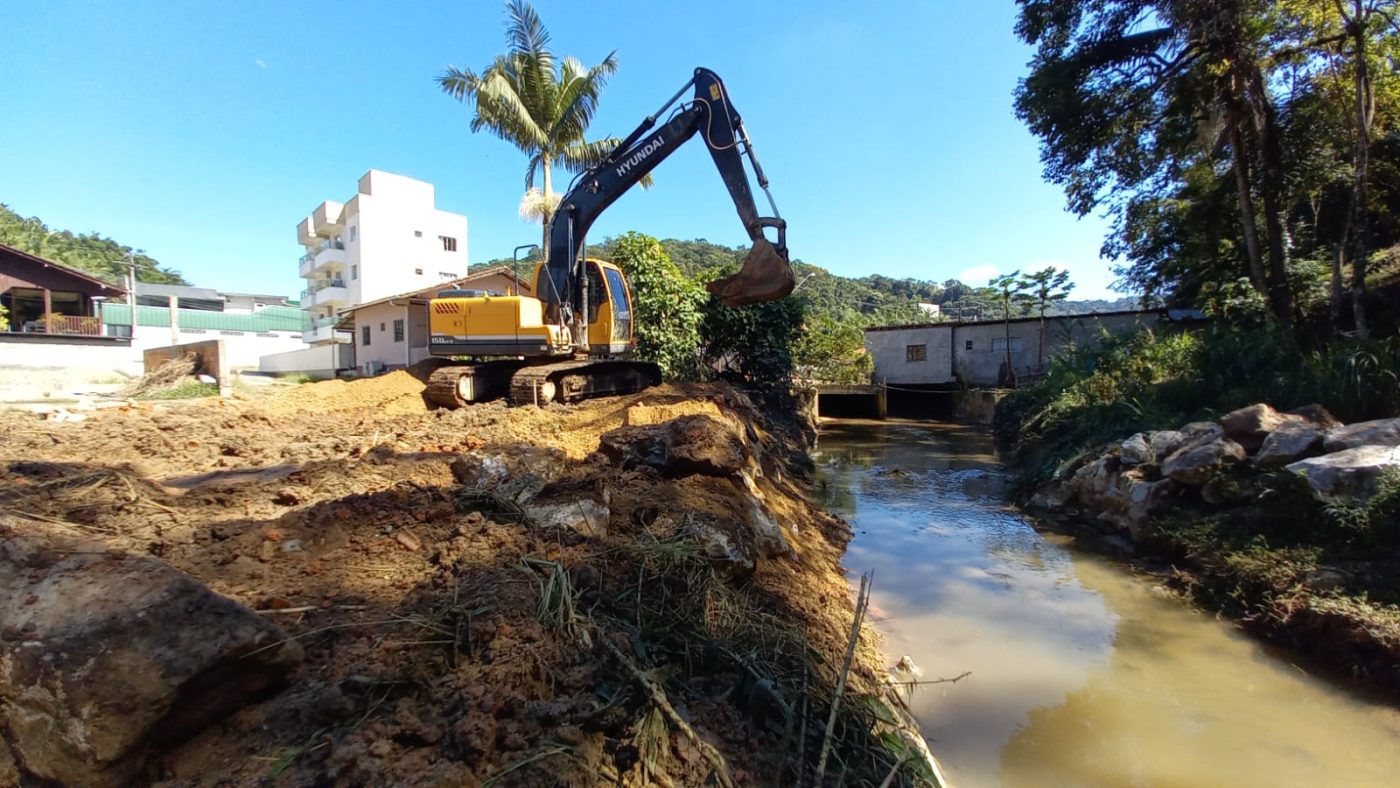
955, 260, 1128, 301
958, 264, 1000, 285
254, 58, 267, 69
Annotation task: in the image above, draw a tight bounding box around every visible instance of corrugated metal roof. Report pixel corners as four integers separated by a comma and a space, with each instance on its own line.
102, 304, 309, 332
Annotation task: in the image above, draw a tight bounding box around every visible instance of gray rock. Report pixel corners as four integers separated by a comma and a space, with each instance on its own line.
1323, 417, 1400, 453
745, 500, 791, 558
1287, 404, 1342, 430
1147, 430, 1189, 461
691, 523, 756, 578
1027, 482, 1072, 512
1181, 422, 1224, 442
522, 499, 610, 536
1119, 434, 1153, 466
1255, 423, 1325, 467
0, 518, 302, 786
1286, 444, 1400, 499
1220, 403, 1290, 451
450, 446, 566, 504
1161, 435, 1247, 486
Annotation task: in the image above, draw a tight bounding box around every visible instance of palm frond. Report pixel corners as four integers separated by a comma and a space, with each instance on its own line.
436, 66, 481, 101
472, 68, 548, 150
552, 53, 618, 144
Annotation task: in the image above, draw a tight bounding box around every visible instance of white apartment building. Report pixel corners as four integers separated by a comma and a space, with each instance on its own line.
296, 169, 468, 345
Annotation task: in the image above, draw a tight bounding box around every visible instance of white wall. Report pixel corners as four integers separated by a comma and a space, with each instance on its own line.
259, 344, 348, 379
343, 171, 468, 306
0, 337, 141, 376
352, 301, 413, 372
129, 329, 305, 370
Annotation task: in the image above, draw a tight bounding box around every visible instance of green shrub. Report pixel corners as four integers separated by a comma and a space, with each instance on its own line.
611, 232, 706, 381
1000, 325, 1400, 480
137, 380, 219, 400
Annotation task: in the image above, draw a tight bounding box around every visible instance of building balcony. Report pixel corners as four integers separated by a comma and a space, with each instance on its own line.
300, 278, 348, 308
302, 316, 350, 345
298, 240, 346, 277
312, 200, 344, 236
296, 217, 318, 247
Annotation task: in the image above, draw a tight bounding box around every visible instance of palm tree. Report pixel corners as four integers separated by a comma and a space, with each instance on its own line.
438, 0, 634, 256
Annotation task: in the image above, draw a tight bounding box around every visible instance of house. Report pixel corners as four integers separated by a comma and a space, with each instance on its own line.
341, 266, 532, 374
0, 243, 125, 335
865, 310, 1171, 388
0, 243, 134, 373
295, 170, 469, 347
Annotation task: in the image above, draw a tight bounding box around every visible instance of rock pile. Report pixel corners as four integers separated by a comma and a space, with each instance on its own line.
1030, 404, 1400, 537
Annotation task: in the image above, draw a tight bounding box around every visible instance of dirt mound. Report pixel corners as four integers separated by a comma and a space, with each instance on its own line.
0, 383, 935, 786
260, 370, 429, 417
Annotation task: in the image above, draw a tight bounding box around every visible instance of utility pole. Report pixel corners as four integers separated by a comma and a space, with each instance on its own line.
125, 252, 138, 342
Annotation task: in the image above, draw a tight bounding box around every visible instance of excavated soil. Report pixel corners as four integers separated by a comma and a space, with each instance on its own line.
1, 375, 926, 786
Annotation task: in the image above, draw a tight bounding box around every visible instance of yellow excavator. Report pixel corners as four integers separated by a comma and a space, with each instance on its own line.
423, 67, 793, 408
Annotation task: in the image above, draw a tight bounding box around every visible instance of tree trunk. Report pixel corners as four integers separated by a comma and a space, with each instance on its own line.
1349, 0, 1371, 338
540, 156, 554, 261
1227, 117, 1268, 297
1251, 81, 1294, 328
1038, 303, 1046, 370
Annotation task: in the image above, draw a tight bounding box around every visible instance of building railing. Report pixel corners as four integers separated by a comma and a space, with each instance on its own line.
299, 239, 346, 268
300, 278, 347, 300
9, 314, 103, 336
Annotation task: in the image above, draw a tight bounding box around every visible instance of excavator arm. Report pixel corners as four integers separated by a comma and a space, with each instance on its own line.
539, 67, 794, 322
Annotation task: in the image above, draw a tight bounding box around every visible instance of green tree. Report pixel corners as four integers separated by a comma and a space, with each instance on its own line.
0, 204, 186, 285
794, 314, 873, 384
0, 302, 9, 332
1018, 266, 1075, 368
609, 232, 705, 380
437, 0, 636, 254
697, 258, 805, 383
990, 271, 1025, 386
1015, 0, 1296, 326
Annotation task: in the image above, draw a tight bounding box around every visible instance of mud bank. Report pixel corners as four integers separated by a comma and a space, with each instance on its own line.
1, 374, 938, 786
1016, 404, 1400, 695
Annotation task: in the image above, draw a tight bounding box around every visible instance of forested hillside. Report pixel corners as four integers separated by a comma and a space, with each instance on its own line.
0, 203, 188, 285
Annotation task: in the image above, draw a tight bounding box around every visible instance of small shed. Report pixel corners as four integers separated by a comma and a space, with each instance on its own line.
0, 243, 126, 335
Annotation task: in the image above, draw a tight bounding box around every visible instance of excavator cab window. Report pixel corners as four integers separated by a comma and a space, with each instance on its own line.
604, 267, 633, 341
585, 262, 607, 324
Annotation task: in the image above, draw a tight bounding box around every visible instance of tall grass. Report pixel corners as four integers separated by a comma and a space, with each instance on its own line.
998, 325, 1400, 479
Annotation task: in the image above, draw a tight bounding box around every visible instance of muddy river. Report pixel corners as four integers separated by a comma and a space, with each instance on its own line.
814, 419, 1400, 788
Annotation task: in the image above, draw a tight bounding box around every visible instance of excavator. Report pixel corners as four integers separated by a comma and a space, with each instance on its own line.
423, 67, 794, 408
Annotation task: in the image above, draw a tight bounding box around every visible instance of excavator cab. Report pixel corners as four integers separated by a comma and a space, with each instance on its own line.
533, 259, 636, 355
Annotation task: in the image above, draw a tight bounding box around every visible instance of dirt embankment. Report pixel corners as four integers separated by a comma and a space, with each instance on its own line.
1, 374, 934, 786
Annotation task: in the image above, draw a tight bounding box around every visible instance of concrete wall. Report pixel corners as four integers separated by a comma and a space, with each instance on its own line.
0, 334, 139, 375
865, 326, 957, 385
128, 329, 304, 370
258, 344, 352, 380
868, 311, 1163, 387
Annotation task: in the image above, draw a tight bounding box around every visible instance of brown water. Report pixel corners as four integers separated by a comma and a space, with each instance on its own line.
815, 420, 1400, 788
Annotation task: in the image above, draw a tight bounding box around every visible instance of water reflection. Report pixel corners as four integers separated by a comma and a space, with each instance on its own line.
816, 419, 1400, 788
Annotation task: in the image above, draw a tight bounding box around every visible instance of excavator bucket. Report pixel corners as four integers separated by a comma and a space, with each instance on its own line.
705, 238, 795, 307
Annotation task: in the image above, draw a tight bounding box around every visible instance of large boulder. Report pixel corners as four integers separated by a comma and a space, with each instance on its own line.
1323, 417, 1400, 453
1161, 434, 1247, 486
1255, 422, 1326, 467
1221, 403, 1343, 453
599, 415, 752, 478
1286, 445, 1400, 499
1220, 404, 1291, 451
450, 445, 566, 504
0, 518, 302, 785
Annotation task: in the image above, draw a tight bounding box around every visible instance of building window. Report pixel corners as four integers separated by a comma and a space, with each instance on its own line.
351, 264, 358, 280
440, 235, 457, 252
414, 230, 422, 237
349, 226, 357, 242
992, 337, 1023, 352
414, 268, 423, 275
219, 330, 243, 336
906, 344, 927, 363
361, 325, 371, 346
379, 322, 386, 331
393, 319, 405, 342
439, 272, 454, 280
965, 340, 973, 350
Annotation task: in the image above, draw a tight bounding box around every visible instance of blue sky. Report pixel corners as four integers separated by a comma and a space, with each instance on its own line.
0, 0, 1120, 300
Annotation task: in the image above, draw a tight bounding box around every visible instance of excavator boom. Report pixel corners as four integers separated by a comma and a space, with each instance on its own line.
539, 67, 794, 318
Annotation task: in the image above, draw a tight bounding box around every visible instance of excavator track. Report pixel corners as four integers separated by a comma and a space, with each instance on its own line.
423, 360, 529, 409
508, 359, 661, 406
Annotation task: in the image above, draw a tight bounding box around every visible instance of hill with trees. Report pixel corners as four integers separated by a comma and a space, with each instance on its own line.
0, 203, 187, 285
